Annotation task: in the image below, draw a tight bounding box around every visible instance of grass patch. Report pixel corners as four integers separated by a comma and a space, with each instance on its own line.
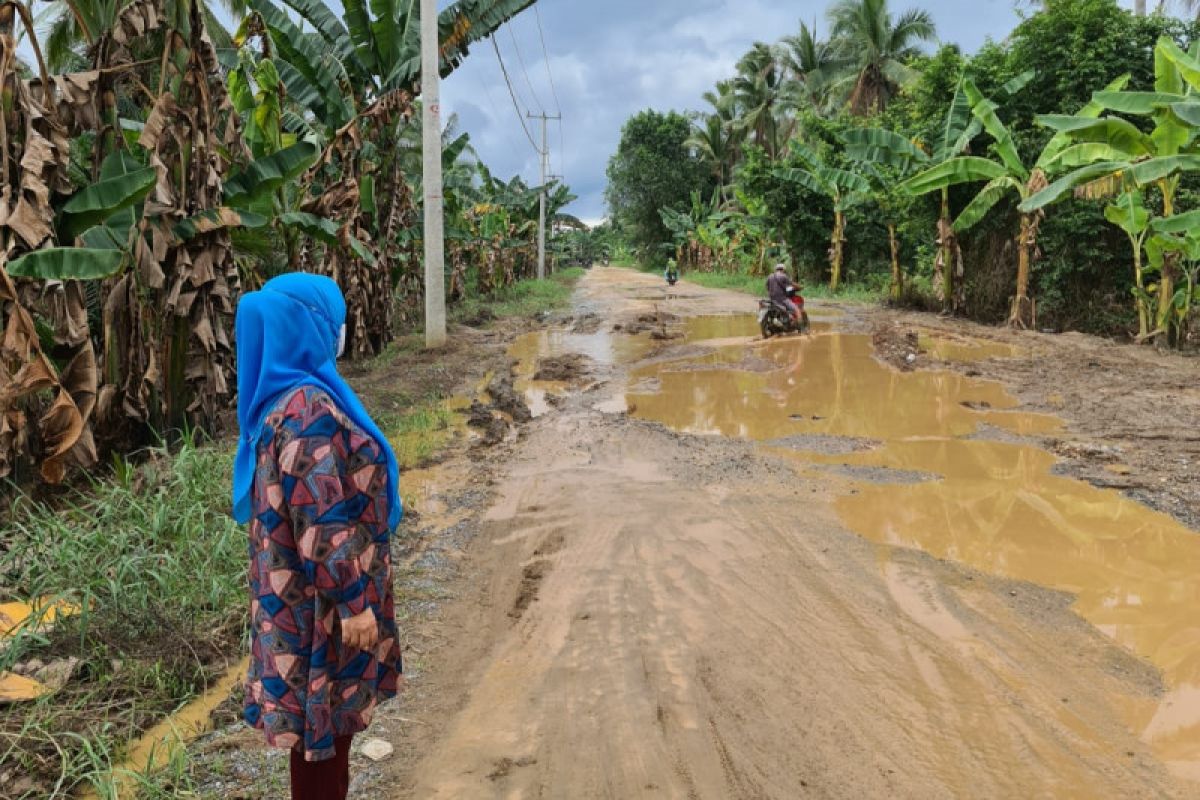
379, 397, 460, 469
0, 440, 245, 798
451, 268, 584, 325
622, 262, 885, 304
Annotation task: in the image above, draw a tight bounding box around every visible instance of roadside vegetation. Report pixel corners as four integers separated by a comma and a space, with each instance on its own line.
605, 0, 1200, 345
0, 259, 581, 797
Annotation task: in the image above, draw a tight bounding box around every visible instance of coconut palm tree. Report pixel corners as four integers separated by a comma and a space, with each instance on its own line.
826, 0, 937, 115
733, 42, 786, 159
687, 115, 738, 194
779, 21, 840, 114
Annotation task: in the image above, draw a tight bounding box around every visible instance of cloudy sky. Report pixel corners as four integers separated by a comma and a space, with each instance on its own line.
442, 0, 1141, 224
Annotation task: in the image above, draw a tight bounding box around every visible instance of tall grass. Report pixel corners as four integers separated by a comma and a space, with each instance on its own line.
0, 440, 245, 798
452, 267, 584, 323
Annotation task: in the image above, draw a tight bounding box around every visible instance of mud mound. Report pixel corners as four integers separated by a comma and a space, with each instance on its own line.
872, 323, 921, 371
488, 369, 532, 423
461, 367, 534, 447
534, 354, 590, 382
571, 314, 604, 334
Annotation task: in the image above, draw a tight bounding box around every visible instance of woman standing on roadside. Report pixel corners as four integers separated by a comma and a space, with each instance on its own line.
232, 273, 403, 800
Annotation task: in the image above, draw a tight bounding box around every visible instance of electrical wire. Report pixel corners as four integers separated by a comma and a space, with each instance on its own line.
533, 4, 562, 116
491, 36, 541, 155
506, 20, 545, 115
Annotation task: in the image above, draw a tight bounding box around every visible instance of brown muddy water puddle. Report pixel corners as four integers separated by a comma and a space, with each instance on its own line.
625, 319, 1200, 780
509, 329, 653, 416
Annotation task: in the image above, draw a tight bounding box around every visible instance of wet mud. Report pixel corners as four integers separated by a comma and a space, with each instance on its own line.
369, 268, 1200, 799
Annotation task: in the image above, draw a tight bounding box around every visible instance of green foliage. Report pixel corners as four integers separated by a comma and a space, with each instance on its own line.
58, 167, 157, 241
6, 248, 125, 281
0, 440, 246, 795
223, 141, 320, 206
605, 110, 712, 265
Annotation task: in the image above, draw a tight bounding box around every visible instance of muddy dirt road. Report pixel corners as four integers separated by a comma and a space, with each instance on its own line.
381, 268, 1200, 799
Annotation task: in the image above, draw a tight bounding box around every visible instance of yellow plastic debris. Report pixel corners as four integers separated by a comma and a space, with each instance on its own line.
0, 671, 49, 704
0, 598, 81, 639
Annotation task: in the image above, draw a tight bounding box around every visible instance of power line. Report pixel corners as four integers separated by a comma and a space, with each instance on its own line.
533, 5, 562, 116
532, 3, 565, 182
491, 36, 541, 155
506, 20, 545, 115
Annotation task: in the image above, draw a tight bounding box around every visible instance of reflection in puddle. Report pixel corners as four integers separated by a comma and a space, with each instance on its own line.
628, 330, 1200, 775
629, 334, 1058, 440
919, 332, 1022, 362
684, 314, 763, 341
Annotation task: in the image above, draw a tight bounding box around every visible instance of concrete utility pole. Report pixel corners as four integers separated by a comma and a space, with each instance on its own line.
421, 0, 446, 347
527, 111, 561, 280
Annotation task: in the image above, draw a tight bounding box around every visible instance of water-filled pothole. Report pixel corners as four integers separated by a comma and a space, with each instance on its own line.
626, 328, 1200, 774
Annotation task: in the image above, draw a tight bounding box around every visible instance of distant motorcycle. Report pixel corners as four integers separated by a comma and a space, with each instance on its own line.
758, 287, 810, 338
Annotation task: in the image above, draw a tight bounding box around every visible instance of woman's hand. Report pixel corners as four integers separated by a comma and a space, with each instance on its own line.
341, 607, 379, 651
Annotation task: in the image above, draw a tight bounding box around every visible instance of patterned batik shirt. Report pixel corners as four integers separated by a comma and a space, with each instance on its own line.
244, 386, 403, 761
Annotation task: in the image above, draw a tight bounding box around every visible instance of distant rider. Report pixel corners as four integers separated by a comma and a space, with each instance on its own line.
766, 264, 800, 323
664, 259, 679, 286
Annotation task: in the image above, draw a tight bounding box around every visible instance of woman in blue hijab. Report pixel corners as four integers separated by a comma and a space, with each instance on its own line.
234, 273, 403, 800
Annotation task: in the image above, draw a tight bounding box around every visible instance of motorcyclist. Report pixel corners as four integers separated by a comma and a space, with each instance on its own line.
664, 258, 679, 286
766, 264, 800, 323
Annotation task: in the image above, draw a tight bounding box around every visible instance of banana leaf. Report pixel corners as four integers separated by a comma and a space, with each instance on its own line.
174, 208, 270, 240
1037, 75, 1132, 170
843, 128, 929, 166
1091, 91, 1185, 115
1019, 161, 1129, 212
898, 157, 1009, 196
277, 0, 370, 79
279, 211, 378, 266
1129, 154, 1200, 186
1105, 192, 1149, 238
224, 141, 320, 206
58, 167, 157, 241
6, 248, 125, 280
1150, 209, 1200, 234
964, 79, 1026, 179
1157, 37, 1200, 93
954, 177, 1021, 232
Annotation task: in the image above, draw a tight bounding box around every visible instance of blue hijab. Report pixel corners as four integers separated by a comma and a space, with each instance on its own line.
232, 273, 402, 530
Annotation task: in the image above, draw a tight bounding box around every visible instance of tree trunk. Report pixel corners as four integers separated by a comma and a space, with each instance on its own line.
938, 188, 954, 312
888, 222, 902, 303
829, 210, 845, 291
1009, 214, 1036, 329
1156, 185, 1177, 346
1135, 0, 1147, 16
1133, 243, 1149, 340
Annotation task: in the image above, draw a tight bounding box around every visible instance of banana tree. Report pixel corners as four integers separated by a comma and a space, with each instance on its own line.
1104, 192, 1153, 338
904, 71, 1034, 311
843, 127, 929, 301
901, 74, 1122, 328
1020, 37, 1200, 345
775, 143, 872, 291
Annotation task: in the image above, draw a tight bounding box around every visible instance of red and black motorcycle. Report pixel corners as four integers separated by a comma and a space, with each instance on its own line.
758, 286, 810, 339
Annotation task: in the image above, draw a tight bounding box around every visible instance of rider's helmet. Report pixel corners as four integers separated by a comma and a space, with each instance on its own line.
774, 263, 786, 273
